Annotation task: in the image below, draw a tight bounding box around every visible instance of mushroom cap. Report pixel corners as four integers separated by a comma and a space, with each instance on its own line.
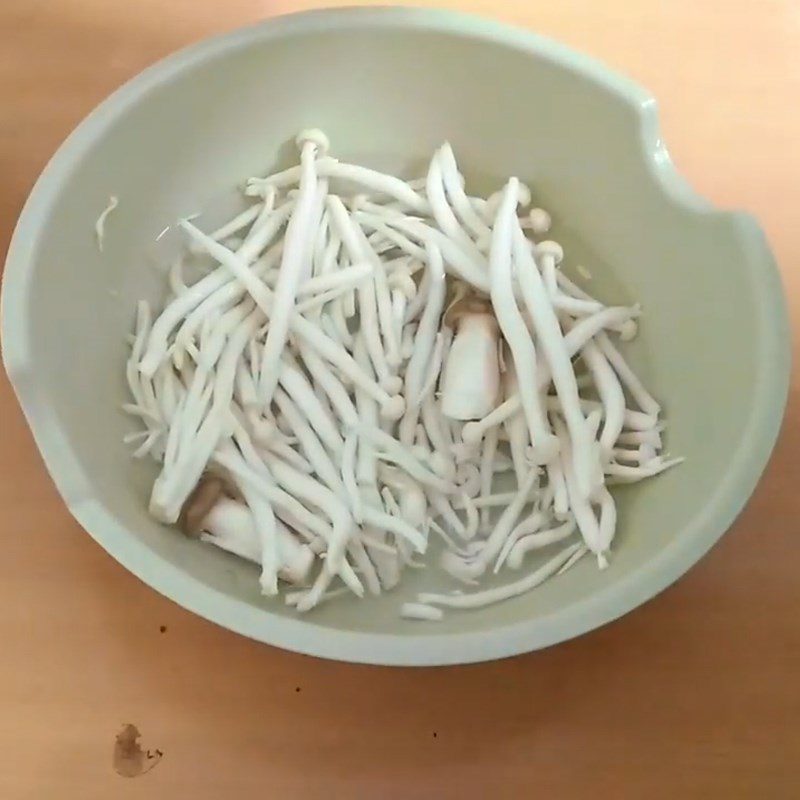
380, 394, 406, 421
619, 318, 638, 341
388, 270, 417, 300
295, 128, 330, 156
484, 182, 530, 220
461, 421, 485, 446
535, 239, 564, 265
178, 475, 226, 538
443, 291, 497, 331
528, 208, 552, 235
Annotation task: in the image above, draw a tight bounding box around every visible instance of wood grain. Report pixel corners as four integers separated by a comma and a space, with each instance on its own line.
1, 2, 798, 797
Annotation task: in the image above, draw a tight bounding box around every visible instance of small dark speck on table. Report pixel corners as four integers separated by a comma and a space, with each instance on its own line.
159, 625, 167, 633
295, 686, 302, 693
433, 732, 438, 739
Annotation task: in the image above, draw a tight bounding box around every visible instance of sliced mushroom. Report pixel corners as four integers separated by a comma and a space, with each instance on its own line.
178, 474, 226, 537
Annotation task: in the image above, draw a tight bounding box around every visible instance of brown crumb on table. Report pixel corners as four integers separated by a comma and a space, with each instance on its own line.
112, 723, 163, 778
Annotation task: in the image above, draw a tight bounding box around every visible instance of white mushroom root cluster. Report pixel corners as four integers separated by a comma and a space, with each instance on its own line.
124, 129, 680, 618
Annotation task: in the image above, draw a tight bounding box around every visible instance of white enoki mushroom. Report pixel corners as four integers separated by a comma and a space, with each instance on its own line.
420, 394, 456, 481
461, 311, 648, 446
441, 468, 539, 582
489, 180, 558, 464
401, 602, 444, 621
554, 545, 587, 575
174, 226, 402, 417
493, 510, 548, 573
437, 143, 491, 241
258, 136, 325, 404
525, 208, 552, 235
418, 543, 582, 611
402, 240, 446, 410
511, 220, 596, 495
356, 209, 489, 291
297, 261, 373, 297
440, 295, 500, 421
426, 149, 483, 256
328, 196, 398, 387
551, 416, 607, 567
273, 388, 343, 494
317, 160, 429, 213
125, 129, 678, 619
478, 426, 499, 531
581, 339, 626, 458
502, 363, 532, 487
95, 195, 118, 252
417, 329, 450, 407
506, 519, 577, 570
277, 355, 343, 454
596, 332, 661, 417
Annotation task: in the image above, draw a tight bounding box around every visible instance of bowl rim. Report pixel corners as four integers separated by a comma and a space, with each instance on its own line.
1, 6, 790, 666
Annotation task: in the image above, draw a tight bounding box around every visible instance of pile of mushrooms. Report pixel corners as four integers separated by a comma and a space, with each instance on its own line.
124, 129, 679, 618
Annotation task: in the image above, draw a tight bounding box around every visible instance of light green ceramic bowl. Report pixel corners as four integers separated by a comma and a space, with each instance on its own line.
1, 8, 789, 665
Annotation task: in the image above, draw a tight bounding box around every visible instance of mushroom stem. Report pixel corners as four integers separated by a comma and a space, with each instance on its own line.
401, 603, 444, 621
426, 149, 483, 255
605, 456, 684, 482
317, 160, 429, 213
297, 344, 359, 428
245, 155, 338, 194
488, 179, 558, 463
511, 220, 597, 497
273, 388, 344, 495
357, 210, 489, 291
267, 455, 355, 574
493, 510, 548, 573
200, 202, 263, 247
277, 356, 344, 454
329, 196, 399, 382
139, 207, 291, 376
420, 543, 582, 610
95, 195, 118, 252
361, 425, 455, 493
428, 490, 468, 539
235, 483, 279, 594
441, 467, 539, 581
506, 519, 577, 570
596, 332, 661, 417
180, 211, 399, 415
297, 261, 373, 297
552, 417, 605, 565
417, 329, 450, 408
437, 143, 491, 240
420, 394, 456, 481
341, 430, 363, 524
546, 458, 570, 518
581, 339, 626, 457
478, 426, 499, 531
257, 141, 324, 404
403, 241, 446, 407
352, 335, 380, 486
440, 307, 499, 420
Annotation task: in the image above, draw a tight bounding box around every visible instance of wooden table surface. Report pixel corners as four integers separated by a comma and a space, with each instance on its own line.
2, 1, 799, 797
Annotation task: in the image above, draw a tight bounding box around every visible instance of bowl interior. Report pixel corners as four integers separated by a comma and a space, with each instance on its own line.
3, 11, 784, 659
